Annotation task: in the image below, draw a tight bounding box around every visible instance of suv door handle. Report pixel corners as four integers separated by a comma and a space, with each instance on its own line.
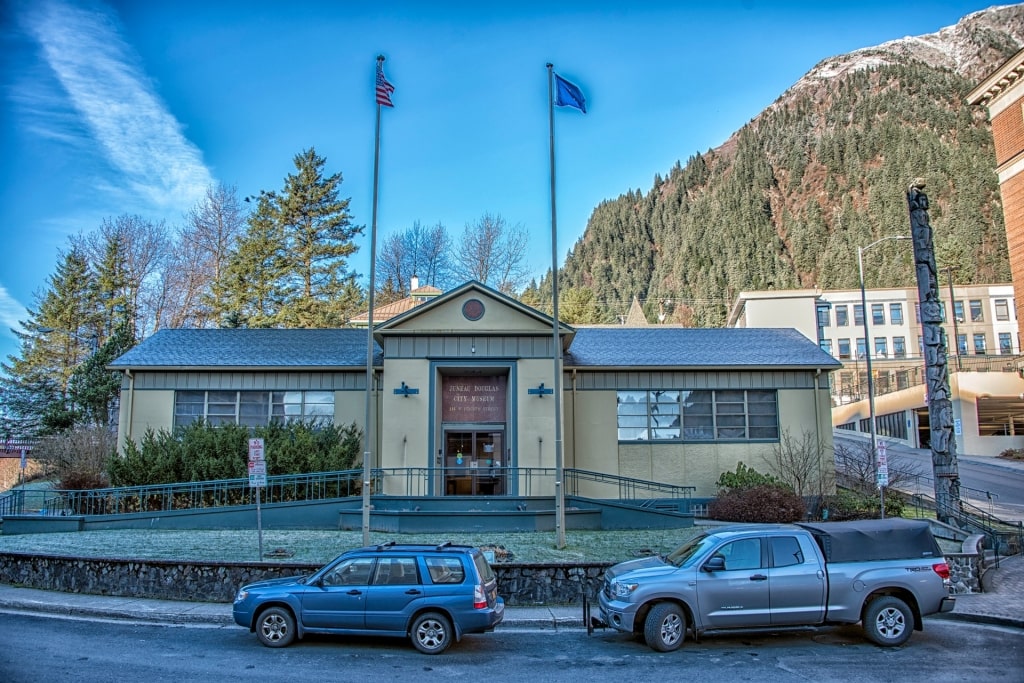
347, 589, 363, 595
405, 589, 422, 595
749, 574, 768, 581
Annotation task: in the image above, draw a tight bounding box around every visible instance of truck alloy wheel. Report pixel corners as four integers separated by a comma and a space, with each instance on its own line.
863, 596, 913, 647
644, 603, 686, 652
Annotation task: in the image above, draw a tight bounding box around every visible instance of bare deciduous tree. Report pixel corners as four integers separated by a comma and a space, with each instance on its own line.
159, 184, 245, 328
833, 439, 922, 494
762, 428, 835, 499
454, 213, 530, 295
379, 221, 453, 295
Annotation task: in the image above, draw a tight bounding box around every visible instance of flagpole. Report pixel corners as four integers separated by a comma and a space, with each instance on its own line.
546, 63, 566, 550
362, 55, 386, 546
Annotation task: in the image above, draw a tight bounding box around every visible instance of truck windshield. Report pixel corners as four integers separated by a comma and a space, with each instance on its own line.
665, 534, 717, 568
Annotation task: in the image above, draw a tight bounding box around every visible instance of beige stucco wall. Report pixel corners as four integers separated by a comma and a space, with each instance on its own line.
378, 359, 433, 494
392, 291, 553, 334
117, 388, 174, 453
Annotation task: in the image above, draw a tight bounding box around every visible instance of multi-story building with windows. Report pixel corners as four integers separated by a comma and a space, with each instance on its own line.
730, 284, 1024, 457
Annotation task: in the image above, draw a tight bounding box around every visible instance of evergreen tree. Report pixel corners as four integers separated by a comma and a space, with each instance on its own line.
275, 148, 364, 327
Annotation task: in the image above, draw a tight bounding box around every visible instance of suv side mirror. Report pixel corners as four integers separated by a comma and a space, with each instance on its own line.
703, 555, 726, 572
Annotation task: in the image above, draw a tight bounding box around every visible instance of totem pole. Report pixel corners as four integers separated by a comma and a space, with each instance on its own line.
907, 180, 962, 523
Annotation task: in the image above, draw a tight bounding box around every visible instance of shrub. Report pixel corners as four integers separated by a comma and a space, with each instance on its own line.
821, 488, 904, 521
33, 425, 115, 490
108, 420, 362, 487
708, 483, 806, 523
716, 462, 784, 492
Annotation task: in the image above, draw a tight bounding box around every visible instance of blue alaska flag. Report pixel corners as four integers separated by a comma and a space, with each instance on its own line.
554, 74, 586, 113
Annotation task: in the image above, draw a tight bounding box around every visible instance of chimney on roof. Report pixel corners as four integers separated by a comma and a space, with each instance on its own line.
410, 274, 420, 292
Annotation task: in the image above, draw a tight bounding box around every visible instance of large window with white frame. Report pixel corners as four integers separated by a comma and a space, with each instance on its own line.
616, 389, 778, 442
174, 390, 335, 428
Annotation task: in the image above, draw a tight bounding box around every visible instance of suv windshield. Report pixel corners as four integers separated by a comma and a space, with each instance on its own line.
665, 534, 717, 568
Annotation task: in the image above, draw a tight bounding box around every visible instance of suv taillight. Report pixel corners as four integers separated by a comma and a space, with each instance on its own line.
932, 562, 950, 580
473, 584, 487, 609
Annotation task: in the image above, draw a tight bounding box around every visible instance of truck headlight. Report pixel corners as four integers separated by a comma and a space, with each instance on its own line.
612, 581, 638, 598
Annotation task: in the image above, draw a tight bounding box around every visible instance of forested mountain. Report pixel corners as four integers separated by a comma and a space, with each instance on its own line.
537, 5, 1024, 326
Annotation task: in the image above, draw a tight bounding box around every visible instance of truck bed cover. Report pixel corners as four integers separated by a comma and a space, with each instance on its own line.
796, 518, 943, 563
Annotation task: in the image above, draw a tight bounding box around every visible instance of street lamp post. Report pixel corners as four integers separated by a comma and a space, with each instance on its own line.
858, 235, 911, 519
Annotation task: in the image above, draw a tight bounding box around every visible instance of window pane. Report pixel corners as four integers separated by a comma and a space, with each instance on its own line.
681, 390, 713, 440
838, 339, 851, 359
206, 390, 237, 425
995, 299, 1010, 321
853, 304, 864, 325
747, 390, 778, 439
889, 303, 903, 325
871, 304, 884, 325
835, 306, 848, 326
1000, 332, 1013, 354
239, 392, 270, 427
174, 390, 205, 427
974, 333, 987, 354
970, 300, 984, 322
617, 391, 648, 441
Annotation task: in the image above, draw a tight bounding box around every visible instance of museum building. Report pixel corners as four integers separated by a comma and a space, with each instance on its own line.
109, 281, 839, 500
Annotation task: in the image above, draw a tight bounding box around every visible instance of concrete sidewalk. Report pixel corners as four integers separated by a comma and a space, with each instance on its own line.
1, 553, 1021, 631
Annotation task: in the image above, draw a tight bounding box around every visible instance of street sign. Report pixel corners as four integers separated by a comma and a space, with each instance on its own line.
248, 438, 265, 463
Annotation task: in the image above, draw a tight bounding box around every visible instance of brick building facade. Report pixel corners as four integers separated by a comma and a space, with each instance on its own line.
970, 48, 1024, 342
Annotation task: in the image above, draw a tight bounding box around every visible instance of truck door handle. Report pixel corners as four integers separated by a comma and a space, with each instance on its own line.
749, 574, 768, 581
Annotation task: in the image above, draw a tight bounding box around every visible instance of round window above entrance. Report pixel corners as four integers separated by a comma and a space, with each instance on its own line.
462, 299, 485, 321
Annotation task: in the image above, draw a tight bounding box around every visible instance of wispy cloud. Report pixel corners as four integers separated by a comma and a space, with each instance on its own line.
23, 0, 213, 209
0, 285, 28, 339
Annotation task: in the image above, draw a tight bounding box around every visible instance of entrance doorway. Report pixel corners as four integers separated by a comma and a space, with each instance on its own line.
443, 430, 505, 495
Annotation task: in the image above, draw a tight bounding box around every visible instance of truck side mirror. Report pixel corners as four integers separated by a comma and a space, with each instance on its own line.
703, 555, 726, 572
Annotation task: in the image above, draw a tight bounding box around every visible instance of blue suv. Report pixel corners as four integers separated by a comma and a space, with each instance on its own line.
233, 541, 504, 654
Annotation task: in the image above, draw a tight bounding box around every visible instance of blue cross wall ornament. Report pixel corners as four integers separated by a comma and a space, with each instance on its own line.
527, 382, 554, 397
394, 381, 420, 397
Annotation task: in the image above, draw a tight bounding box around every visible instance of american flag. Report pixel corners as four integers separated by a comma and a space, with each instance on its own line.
376, 61, 395, 107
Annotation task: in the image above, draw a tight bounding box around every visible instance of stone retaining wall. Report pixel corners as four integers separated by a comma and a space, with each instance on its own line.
945, 534, 988, 594
0, 544, 982, 603
0, 552, 612, 606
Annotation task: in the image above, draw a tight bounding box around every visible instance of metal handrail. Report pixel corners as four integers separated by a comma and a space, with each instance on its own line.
2, 466, 699, 518
564, 469, 695, 499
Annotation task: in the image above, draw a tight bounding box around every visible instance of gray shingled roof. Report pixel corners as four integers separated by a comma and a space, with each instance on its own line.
110, 326, 837, 371
109, 329, 382, 369
564, 327, 840, 368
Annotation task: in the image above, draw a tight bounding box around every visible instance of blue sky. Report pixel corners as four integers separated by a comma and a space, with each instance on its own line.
0, 0, 1005, 364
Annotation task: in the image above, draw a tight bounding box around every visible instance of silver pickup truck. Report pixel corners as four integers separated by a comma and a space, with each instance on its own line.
594, 518, 955, 651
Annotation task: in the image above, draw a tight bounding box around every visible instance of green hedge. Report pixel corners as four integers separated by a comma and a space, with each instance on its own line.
108, 420, 361, 487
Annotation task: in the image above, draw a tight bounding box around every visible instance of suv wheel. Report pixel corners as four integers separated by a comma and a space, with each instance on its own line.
411, 611, 453, 654
256, 606, 296, 648
644, 603, 686, 652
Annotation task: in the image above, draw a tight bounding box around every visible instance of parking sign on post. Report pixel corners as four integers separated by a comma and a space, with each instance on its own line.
247, 438, 266, 558
876, 441, 889, 488
248, 438, 266, 487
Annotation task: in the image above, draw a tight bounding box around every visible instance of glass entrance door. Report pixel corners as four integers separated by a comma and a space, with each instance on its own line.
443, 430, 505, 496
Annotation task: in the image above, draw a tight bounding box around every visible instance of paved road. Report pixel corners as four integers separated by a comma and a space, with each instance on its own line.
0, 611, 1018, 683
833, 433, 1024, 521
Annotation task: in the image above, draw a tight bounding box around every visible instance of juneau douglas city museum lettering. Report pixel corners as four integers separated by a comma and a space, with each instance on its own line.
442, 376, 507, 422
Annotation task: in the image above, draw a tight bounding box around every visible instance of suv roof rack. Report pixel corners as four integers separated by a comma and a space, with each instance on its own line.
375, 541, 397, 551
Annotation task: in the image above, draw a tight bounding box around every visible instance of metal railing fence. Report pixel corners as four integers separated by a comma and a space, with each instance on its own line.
0, 467, 694, 518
